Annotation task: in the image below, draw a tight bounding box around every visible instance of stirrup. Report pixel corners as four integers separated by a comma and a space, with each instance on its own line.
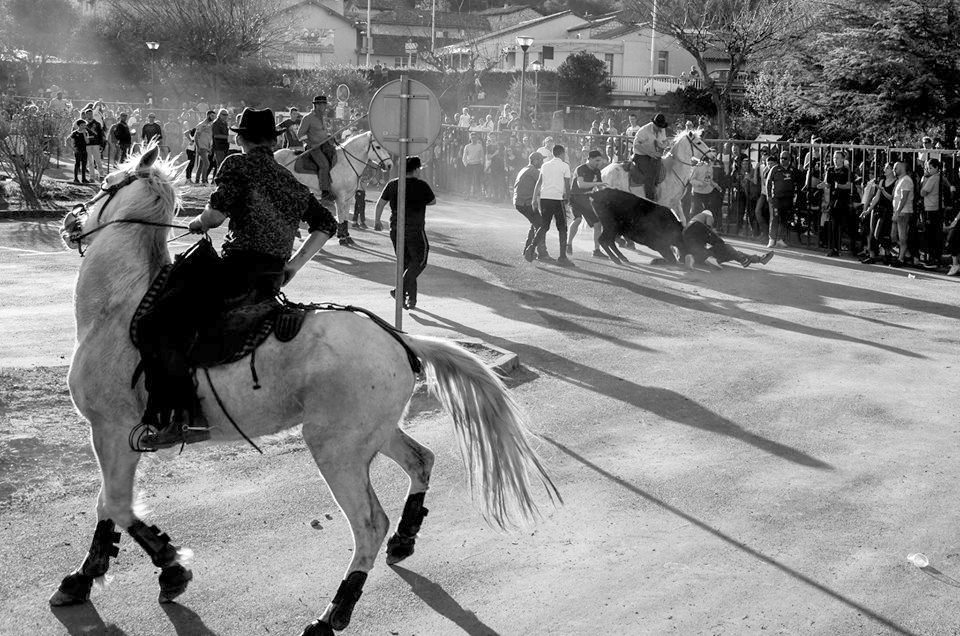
138, 420, 210, 451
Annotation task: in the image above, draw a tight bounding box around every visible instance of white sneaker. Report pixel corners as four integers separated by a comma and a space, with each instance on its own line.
776, 240, 788, 248
948, 265, 960, 276
766, 239, 776, 248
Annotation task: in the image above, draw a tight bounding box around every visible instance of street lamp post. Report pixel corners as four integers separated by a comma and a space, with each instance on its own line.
530, 59, 542, 119
145, 41, 159, 106
516, 35, 533, 128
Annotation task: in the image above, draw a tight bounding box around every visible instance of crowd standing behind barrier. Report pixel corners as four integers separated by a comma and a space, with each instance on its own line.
429, 124, 960, 271
4, 92, 959, 271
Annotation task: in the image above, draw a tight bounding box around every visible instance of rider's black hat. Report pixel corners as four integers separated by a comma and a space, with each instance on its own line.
652, 113, 669, 128
313, 95, 328, 104
230, 107, 278, 140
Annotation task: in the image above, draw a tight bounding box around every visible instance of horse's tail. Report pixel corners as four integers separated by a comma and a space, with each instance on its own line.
400, 334, 561, 529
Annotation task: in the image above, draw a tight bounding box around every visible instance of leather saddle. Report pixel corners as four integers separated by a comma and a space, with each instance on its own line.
130, 239, 309, 377
621, 161, 644, 187
293, 142, 338, 176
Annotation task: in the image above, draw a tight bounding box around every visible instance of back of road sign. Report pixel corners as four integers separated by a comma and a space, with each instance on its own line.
368, 79, 441, 156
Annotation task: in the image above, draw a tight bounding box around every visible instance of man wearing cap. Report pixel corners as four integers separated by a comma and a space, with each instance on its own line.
139, 107, 339, 450
297, 95, 337, 208
682, 210, 774, 269
373, 156, 437, 310
568, 149, 608, 258
631, 112, 669, 199
211, 108, 231, 171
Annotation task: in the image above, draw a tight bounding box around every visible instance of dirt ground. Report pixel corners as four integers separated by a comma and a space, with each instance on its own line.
2, 196, 960, 636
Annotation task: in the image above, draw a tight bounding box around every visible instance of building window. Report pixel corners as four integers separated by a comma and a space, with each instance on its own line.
604, 53, 614, 75
394, 57, 406, 68
657, 50, 669, 75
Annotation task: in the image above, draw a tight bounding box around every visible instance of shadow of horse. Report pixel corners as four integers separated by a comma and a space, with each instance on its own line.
51, 603, 129, 636
391, 565, 500, 636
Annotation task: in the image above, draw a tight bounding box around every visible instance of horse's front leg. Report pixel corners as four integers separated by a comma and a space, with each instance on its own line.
127, 518, 193, 603
50, 424, 136, 606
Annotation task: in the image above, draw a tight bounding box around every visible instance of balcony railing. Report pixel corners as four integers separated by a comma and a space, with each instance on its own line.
610, 74, 753, 98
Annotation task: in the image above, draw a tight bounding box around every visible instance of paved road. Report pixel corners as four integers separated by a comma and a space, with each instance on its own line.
2, 196, 960, 635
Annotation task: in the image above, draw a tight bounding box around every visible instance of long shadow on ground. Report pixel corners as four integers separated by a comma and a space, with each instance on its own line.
410, 310, 832, 471
391, 565, 500, 636
543, 436, 916, 636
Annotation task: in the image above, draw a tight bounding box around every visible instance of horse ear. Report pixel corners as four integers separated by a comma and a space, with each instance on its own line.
138, 145, 159, 172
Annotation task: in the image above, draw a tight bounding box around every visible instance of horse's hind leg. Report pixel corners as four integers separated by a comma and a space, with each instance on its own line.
301, 439, 389, 636
380, 428, 434, 565
50, 423, 137, 606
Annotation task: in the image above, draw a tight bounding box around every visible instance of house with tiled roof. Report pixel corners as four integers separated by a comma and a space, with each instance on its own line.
478, 4, 543, 30
273, 0, 362, 68
363, 8, 491, 68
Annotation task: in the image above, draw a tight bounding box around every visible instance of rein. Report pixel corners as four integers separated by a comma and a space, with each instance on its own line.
664, 135, 711, 190
63, 171, 189, 256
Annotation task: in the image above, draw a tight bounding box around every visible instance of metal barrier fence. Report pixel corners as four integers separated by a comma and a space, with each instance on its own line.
427, 125, 958, 255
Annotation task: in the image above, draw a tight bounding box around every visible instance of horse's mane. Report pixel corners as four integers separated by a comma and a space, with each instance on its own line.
667, 127, 704, 146
101, 141, 184, 226
341, 130, 371, 147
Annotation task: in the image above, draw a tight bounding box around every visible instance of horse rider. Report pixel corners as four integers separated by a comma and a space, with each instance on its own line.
297, 95, 337, 210
631, 112, 670, 200
140, 107, 338, 450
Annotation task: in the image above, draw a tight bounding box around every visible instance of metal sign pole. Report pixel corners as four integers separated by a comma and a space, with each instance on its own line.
394, 74, 410, 329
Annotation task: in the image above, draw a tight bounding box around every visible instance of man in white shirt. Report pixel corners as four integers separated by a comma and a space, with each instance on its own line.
461, 132, 484, 198
631, 112, 670, 199
891, 161, 914, 268
524, 144, 574, 267
536, 136, 554, 159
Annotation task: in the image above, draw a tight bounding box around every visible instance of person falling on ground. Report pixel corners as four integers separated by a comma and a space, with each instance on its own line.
682, 210, 774, 270
373, 156, 437, 310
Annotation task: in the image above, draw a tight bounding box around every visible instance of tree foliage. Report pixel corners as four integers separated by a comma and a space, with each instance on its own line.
557, 51, 614, 107
0, 0, 80, 89
626, 0, 819, 136
293, 66, 373, 116
0, 106, 74, 208
799, 0, 960, 143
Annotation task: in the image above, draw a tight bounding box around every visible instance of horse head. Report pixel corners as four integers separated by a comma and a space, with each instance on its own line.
364, 132, 393, 172
667, 128, 713, 165
61, 142, 182, 253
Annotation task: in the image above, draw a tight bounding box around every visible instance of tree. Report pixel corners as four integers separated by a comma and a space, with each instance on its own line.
625, 0, 819, 136
0, 106, 74, 209
0, 0, 80, 90
556, 51, 614, 106
91, 0, 290, 98
800, 0, 960, 143
293, 66, 373, 118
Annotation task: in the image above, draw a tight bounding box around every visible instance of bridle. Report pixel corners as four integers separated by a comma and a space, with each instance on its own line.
62, 171, 188, 256
340, 133, 391, 181
663, 134, 713, 190
667, 133, 711, 167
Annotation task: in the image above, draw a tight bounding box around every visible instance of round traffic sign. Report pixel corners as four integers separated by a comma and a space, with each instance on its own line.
368, 78, 442, 157
336, 83, 350, 102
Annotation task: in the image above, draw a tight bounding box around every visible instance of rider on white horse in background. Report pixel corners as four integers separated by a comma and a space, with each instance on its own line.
297, 95, 338, 213
141, 107, 338, 449
631, 112, 670, 200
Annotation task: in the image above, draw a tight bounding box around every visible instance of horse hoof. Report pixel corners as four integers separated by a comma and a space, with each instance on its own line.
386, 534, 416, 565
158, 564, 192, 604
49, 588, 89, 607
301, 619, 335, 636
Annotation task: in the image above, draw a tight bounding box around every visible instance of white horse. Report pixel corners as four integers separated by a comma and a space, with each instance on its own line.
51, 145, 558, 636
601, 128, 713, 225
275, 131, 392, 246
